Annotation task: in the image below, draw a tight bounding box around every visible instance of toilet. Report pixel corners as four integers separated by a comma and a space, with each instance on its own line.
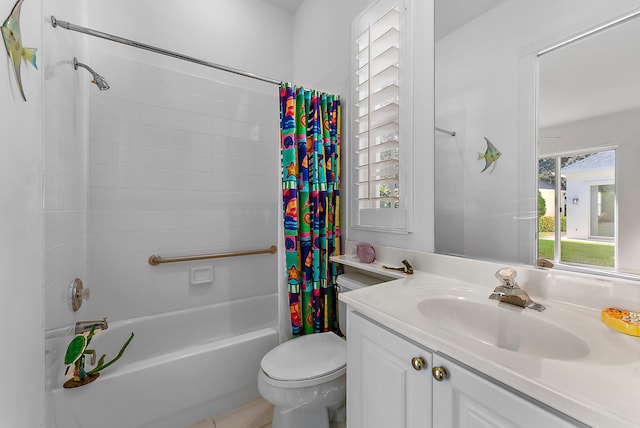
258, 271, 386, 428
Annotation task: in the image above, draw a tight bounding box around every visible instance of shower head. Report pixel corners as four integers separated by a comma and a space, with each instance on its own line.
73, 57, 110, 91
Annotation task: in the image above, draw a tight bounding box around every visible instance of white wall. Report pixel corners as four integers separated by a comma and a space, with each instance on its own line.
434, 0, 640, 265
541, 109, 640, 272
293, 0, 370, 94
295, 0, 436, 252
87, 0, 293, 85
0, 0, 44, 426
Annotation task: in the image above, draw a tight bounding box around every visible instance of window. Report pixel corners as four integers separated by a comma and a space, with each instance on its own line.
352, 0, 412, 232
538, 150, 616, 269
590, 184, 615, 238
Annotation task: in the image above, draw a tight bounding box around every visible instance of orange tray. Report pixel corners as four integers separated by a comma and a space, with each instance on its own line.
602, 307, 640, 337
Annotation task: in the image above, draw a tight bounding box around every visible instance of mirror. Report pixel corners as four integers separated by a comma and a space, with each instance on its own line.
434, 0, 640, 278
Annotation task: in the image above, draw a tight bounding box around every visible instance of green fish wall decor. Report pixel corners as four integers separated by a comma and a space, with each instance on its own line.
2, 0, 37, 101
478, 137, 501, 173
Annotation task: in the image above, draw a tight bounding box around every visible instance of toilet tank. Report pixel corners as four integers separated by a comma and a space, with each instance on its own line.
337, 271, 390, 337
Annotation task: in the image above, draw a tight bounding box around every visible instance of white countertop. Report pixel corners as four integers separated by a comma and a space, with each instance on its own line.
338, 267, 640, 428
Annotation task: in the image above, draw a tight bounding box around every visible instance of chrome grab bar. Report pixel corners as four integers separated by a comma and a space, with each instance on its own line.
149, 245, 277, 266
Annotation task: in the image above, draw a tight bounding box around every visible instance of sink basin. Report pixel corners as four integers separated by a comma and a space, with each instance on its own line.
417, 298, 591, 360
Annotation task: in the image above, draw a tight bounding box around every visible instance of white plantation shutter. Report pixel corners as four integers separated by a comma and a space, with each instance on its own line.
352, 0, 412, 231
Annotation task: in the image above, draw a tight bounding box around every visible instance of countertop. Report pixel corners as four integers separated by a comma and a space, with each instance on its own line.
337, 262, 640, 428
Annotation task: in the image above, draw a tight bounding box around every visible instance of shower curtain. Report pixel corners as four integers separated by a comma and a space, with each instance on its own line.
280, 83, 341, 337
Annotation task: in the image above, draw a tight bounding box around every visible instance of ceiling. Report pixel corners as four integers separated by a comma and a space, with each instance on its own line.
538, 17, 640, 128
435, 0, 640, 128
435, 0, 507, 40
265, 0, 509, 26
263, 0, 303, 13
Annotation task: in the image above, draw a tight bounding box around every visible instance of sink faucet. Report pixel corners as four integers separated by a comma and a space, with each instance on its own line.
75, 318, 108, 335
489, 268, 545, 312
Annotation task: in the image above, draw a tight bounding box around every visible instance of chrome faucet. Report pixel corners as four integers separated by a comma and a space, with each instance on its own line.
75, 318, 108, 335
489, 268, 545, 312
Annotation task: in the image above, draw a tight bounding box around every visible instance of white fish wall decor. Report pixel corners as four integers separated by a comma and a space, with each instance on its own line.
478, 137, 501, 173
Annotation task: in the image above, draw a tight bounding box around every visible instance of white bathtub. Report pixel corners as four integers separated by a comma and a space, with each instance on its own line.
49, 294, 279, 428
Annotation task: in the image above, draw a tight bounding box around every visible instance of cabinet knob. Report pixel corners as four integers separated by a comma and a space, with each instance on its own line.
411, 357, 426, 371
432, 366, 448, 381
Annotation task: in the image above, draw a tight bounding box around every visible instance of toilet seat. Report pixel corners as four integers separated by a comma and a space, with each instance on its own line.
260, 332, 346, 388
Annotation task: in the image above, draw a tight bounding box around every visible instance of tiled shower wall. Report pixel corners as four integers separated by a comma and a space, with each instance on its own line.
84, 51, 280, 322
42, 1, 87, 402
42, 5, 293, 417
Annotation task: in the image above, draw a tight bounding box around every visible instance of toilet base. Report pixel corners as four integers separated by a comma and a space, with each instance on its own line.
272, 406, 329, 428
258, 369, 346, 428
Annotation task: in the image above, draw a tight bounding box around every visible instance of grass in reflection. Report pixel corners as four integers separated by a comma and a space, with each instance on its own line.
538, 239, 614, 268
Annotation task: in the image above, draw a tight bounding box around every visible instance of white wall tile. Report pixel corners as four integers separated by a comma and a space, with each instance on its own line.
43, 8, 88, 393
86, 53, 280, 322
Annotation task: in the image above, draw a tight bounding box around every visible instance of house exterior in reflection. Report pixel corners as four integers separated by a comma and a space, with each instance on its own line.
538, 179, 565, 218
561, 150, 615, 241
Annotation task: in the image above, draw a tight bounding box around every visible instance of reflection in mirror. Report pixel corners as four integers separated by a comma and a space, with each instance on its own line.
538, 151, 616, 270
538, 12, 640, 276
434, 0, 640, 278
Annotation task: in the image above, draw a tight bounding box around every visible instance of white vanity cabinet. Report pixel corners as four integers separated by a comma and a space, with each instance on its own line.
347, 311, 433, 428
348, 312, 583, 428
431, 354, 582, 428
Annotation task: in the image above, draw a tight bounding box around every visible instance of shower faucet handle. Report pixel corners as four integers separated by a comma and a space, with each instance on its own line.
70, 278, 90, 312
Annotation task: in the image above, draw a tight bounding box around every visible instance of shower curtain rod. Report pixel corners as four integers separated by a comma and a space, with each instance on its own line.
50, 16, 282, 86
435, 127, 456, 137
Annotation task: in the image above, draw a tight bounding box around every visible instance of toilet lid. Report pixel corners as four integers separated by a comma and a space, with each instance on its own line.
261, 332, 346, 382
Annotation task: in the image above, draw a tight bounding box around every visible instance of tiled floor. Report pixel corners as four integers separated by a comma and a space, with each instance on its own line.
188, 398, 273, 428
188, 398, 346, 428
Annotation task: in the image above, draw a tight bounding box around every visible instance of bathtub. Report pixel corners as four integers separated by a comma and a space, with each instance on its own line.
49, 294, 279, 428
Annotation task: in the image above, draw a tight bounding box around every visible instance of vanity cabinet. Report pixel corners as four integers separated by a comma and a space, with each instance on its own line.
347, 311, 433, 428
432, 354, 582, 427
348, 312, 583, 428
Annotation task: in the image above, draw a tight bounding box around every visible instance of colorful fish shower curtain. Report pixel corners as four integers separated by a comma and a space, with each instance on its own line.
280, 83, 342, 337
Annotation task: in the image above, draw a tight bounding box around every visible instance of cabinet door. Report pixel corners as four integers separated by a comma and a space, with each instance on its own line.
347, 312, 432, 428
432, 354, 582, 428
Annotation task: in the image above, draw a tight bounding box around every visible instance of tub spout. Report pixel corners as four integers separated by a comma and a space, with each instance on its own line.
75, 318, 108, 335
